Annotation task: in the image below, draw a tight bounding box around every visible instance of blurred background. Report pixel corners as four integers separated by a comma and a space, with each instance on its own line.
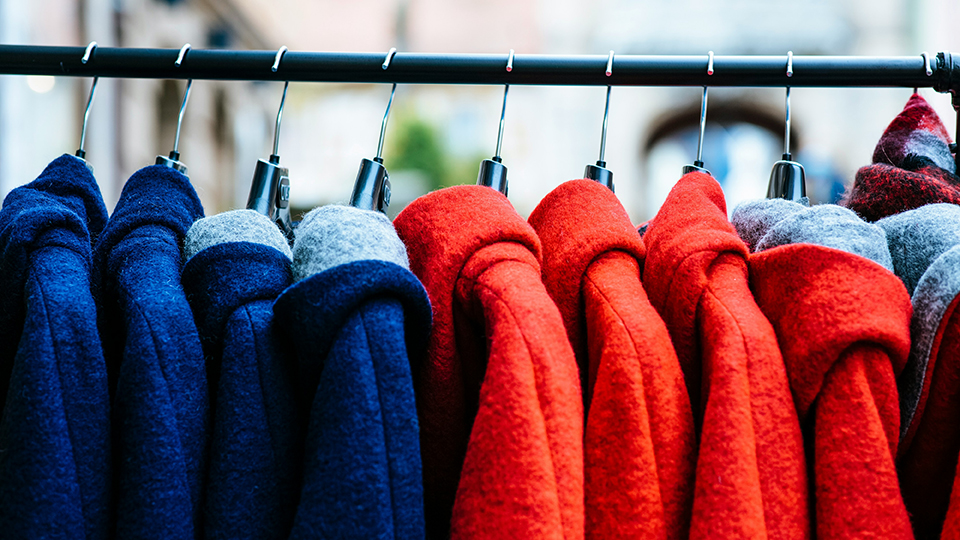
0, 0, 958, 223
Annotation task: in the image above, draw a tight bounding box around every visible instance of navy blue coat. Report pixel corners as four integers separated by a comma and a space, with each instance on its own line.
181, 241, 302, 540
93, 165, 208, 540
0, 154, 111, 539
273, 259, 431, 540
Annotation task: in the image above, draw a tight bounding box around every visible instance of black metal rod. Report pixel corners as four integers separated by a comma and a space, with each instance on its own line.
0, 45, 954, 90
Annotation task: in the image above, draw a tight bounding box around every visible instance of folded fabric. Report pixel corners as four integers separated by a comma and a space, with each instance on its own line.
181, 209, 300, 540
395, 185, 584, 540
93, 165, 208, 540
842, 93, 959, 222
528, 179, 695, 539
734, 198, 913, 539
642, 172, 809, 540
877, 204, 960, 538
0, 154, 111, 539
273, 205, 429, 540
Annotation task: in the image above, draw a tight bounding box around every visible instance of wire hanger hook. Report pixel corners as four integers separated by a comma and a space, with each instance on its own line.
155, 43, 192, 173
271, 46, 289, 160
584, 51, 615, 190
172, 44, 192, 157
76, 41, 98, 161
682, 51, 712, 176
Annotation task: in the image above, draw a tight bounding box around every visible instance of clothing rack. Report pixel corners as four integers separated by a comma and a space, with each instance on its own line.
0, 46, 957, 94
2, 46, 959, 173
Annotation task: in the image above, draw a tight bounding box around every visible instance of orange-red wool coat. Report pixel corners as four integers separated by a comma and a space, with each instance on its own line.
395, 185, 585, 540
528, 179, 696, 540
641, 172, 810, 540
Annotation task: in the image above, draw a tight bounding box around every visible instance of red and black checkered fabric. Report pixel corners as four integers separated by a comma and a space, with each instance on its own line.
842, 93, 958, 222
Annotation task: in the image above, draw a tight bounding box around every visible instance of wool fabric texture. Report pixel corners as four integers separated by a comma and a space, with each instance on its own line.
528, 179, 696, 539
291, 204, 409, 281
274, 207, 428, 539
739, 201, 914, 540
181, 211, 300, 540
877, 204, 960, 538
642, 172, 809, 540
394, 185, 585, 540
183, 208, 292, 260
0, 154, 111, 540
842, 93, 959, 222
93, 165, 208, 540
732, 199, 894, 270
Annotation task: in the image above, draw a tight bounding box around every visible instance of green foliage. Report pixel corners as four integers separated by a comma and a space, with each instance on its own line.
388, 113, 487, 190
389, 116, 448, 191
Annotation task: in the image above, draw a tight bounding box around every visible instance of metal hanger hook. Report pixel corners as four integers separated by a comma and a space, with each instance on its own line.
77, 42, 99, 158
707, 50, 715, 76
175, 43, 191, 66
81, 41, 97, 64
921, 51, 933, 76
598, 51, 614, 164
171, 44, 193, 155
784, 86, 792, 156
375, 83, 397, 162
271, 46, 289, 157
272, 45, 288, 72
382, 47, 397, 70
78, 77, 99, 157
786, 51, 794, 78
696, 86, 708, 164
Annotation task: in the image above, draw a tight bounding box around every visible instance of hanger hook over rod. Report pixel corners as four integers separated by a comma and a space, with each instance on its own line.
77, 42, 99, 158
921, 51, 933, 77
506, 49, 515, 73
271, 46, 289, 157
598, 51, 614, 164
272, 45, 288, 73
81, 41, 97, 65
707, 50, 715, 76
382, 47, 397, 70
784, 51, 793, 156
172, 44, 192, 155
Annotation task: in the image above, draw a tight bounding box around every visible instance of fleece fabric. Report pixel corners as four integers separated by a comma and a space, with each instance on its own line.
181, 210, 300, 540
273, 205, 429, 540
528, 179, 696, 539
394, 185, 584, 540
641, 172, 809, 540
734, 199, 914, 540
93, 165, 208, 540
842, 93, 959, 222
0, 154, 111, 540
877, 204, 960, 538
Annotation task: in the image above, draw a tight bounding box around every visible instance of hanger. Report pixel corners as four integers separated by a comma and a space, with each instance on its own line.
74, 41, 99, 172
683, 51, 713, 176
155, 43, 193, 175
247, 46, 293, 240
349, 48, 396, 213
584, 50, 615, 191
766, 51, 806, 200
476, 49, 513, 195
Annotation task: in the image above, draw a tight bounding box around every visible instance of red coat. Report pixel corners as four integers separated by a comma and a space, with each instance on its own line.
750, 244, 913, 540
642, 172, 810, 540
394, 185, 585, 540
529, 179, 696, 539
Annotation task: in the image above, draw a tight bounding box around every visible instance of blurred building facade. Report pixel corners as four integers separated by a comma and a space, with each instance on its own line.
1, 0, 958, 222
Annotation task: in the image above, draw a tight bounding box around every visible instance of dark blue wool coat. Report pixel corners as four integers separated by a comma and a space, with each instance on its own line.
0, 154, 111, 539
93, 165, 208, 540
181, 241, 302, 540
273, 259, 431, 540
